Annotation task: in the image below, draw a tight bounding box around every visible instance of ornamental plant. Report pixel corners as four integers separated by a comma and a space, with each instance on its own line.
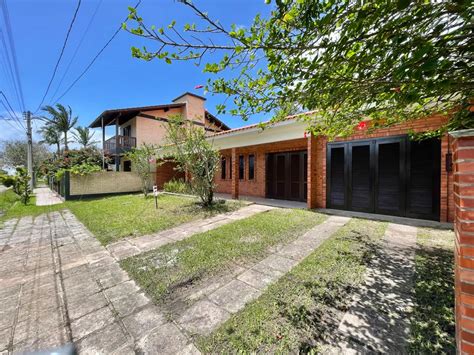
163, 115, 220, 207
13, 167, 32, 205
125, 143, 160, 197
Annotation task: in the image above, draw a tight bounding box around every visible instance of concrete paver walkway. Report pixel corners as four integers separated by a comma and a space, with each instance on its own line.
0, 211, 198, 354
329, 223, 417, 353
33, 187, 63, 206
107, 204, 275, 261
175, 215, 351, 336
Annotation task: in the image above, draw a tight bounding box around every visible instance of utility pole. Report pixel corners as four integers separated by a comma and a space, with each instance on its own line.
24, 110, 34, 189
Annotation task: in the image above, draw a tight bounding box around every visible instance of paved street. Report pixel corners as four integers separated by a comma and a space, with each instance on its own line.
0, 210, 197, 354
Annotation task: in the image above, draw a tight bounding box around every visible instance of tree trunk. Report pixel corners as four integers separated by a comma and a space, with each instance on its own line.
206, 187, 214, 206
64, 131, 68, 151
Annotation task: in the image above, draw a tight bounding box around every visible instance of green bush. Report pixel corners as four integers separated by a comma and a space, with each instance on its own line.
2, 175, 16, 188
10, 167, 31, 205
163, 179, 193, 195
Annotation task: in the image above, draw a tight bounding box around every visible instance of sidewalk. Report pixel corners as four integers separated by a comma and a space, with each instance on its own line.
33, 187, 63, 206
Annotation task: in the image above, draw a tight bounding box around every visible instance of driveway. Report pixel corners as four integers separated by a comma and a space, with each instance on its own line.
0, 210, 197, 354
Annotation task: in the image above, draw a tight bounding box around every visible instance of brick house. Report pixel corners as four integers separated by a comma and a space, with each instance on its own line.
210, 113, 454, 223
90, 92, 454, 222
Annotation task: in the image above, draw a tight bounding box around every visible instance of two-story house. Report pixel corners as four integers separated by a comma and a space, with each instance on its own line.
89, 92, 229, 174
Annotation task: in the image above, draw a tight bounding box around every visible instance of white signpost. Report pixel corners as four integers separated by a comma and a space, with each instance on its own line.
153, 185, 158, 209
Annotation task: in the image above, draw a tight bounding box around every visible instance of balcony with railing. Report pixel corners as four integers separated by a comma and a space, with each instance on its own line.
104, 135, 137, 155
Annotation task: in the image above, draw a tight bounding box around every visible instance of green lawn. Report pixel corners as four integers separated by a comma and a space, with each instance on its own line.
409, 227, 455, 353
1, 190, 243, 245
121, 209, 326, 304
0, 189, 64, 223
65, 193, 243, 245
197, 218, 387, 353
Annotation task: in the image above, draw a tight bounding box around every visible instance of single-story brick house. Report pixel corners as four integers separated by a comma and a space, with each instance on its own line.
209, 113, 454, 223
90, 92, 454, 222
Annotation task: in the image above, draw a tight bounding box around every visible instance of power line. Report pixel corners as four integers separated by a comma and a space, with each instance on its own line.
0, 29, 21, 113
35, 0, 82, 113
52, 0, 142, 105
0, 29, 23, 110
0, 90, 24, 130
50, 0, 103, 102
0, 0, 25, 111
0, 99, 23, 132
0, 116, 23, 133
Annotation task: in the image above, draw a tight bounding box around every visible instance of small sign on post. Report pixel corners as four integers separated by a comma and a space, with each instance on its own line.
153, 185, 158, 209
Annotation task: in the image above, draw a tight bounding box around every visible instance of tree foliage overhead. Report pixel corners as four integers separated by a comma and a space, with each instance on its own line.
125, 0, 473, 137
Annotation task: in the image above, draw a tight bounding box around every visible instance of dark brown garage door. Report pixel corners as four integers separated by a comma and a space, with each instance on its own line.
266, 151, 307, 202
326, 136, 441, 220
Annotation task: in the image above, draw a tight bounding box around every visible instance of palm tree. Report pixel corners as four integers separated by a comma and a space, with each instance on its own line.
73, 126, 98, 148
38, 125, 62, 155
41, 104, 78, 151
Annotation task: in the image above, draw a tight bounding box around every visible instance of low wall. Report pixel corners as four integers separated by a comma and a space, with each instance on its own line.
68, 172, 152, 198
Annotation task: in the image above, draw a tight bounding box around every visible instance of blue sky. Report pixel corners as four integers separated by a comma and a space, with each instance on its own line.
0, 0, 271, 142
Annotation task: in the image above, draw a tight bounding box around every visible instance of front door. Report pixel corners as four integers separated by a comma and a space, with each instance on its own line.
266, 151, 307, 202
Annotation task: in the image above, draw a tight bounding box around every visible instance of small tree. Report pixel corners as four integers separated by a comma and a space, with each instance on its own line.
13, 167, 32, 205
125, 143, 158, 197
164, 116, 220, 207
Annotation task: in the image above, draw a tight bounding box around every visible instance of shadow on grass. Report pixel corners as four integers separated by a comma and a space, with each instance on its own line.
410, 245, 455, 353
276, 231, 380, 352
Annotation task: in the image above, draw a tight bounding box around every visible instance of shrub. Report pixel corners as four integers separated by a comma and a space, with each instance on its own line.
125, 143, 159, 197
2, 175, 16, 188
163, 179, 193, 195
12, 167, 31, 205
164, 116, 220, 206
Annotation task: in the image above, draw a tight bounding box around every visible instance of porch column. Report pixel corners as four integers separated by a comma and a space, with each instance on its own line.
231, 148, 239, 199
307, 134, 326, 209
450, 129, 474, 353
115, 118, 120, 171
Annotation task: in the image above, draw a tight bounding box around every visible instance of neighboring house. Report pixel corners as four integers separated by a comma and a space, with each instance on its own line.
90, 92, 453, 223
89, 92, 229, 173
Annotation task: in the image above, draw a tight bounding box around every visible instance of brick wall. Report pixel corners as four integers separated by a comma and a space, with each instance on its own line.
214, 138, 307, 197
155, 161, 185, 189
451, 129, 474, 353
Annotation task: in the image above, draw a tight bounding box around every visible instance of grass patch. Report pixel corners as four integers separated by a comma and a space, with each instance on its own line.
65, 193, 243, 245
121, 209, 326, 304
197, 218, 387, 353
409, 227, 455, 353
0, 188, 64, 223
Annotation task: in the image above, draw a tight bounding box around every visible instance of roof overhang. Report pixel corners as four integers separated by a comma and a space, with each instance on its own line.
89, 103, 186, 128
208, 119, 307, 150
